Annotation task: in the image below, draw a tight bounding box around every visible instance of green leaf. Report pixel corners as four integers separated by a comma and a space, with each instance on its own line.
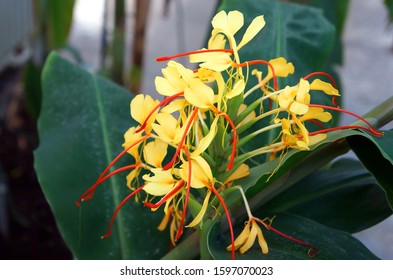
207, 213, 378, 260
47, 0, 76, 48
260, 158, 392, 233
35, 52, 169, 259
231, 128, 392, 226
347, 130, 393, 209
217, 0, 337, 163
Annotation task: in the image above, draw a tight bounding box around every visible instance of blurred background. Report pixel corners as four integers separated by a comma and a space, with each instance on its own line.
0, 0, 392, 259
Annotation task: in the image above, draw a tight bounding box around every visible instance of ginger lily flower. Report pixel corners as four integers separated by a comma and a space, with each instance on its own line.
227, 219, 268, 254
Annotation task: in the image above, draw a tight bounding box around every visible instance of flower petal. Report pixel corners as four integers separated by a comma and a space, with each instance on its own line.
186, 190, 212, 228
310, 78, 340, 96
191, 117, 219, 157
238, 15, 265, 50
226, 79, 245, 99
184, 79, 214, 108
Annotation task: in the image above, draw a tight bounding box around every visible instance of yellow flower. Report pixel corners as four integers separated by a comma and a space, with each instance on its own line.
278, 79, 310, 115
130, 94, 160, 133
280, 118, 309, 150
190, 10, 265, 71
266, 57, 295, 81
191, 117, 219, 157
179, 156, 214, 188
143, 139, 168, 168
122, 126, 143, 160
184, 78, 215, 109
151, 113, 185, 144
310, 78, 340, 96
154, 61, 194, 96
227, 219, 268, 254
211, 10, 265, 52
224, 163, 250, 185
142, 168, 178, 196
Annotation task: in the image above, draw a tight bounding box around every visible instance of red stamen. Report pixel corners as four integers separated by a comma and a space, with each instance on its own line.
234, 60, 278, 91
257, 219, 318, 257
163, 107, 199, 170
135, 92, 184, 133
307, 119, 326, 130
76, 163, 140, 206
156, 49, 234, 62
332, 96, 339, 108
307, 125, 382, 137
101, 185, 145, 239
77, 136, 149, 205
303, 72, 339, 108
210, 186, 235, 260
143, 180, 185, 209
175, 147, 192, 241
303, 71, 337, 88
308, 104, 383, 136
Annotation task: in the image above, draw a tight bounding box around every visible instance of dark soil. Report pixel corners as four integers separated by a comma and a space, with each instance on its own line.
0, 67, 72, 259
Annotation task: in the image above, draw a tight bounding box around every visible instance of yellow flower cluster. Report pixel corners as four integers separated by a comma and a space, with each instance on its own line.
78, 10, 381, 259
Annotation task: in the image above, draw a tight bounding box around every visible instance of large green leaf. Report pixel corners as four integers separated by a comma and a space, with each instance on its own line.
207, 213, 378, 260
35, 52, 170, 259
259, 158, 392, 233
347, 130, 393, 208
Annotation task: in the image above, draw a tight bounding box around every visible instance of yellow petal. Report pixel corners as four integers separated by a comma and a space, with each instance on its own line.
179, 156, 213, 188
186, 190, 212, 228
299, 107, 332, 123
310, 78, 340, 96
289, 101, 309, 115
184, 78, 214, 108
296, 78, 310, 104
207, 34, 227, 49
227, 10, 244, 36
226, 220, 251, 251
226, 79, 245, 99
238, 15, 265, 50
224, 163, 250, 184
239, 222, 258, 254
278, 86, 296, 109
267, 57, 295, 80
130, 95, 159, 132
190, 51, 233, 72
143, 139, 168, 168
191, 117, 218, 157
142, 169, 177, 196
154, 76, 180, 96
122, 126, 143, 159
255, 223, 269, 254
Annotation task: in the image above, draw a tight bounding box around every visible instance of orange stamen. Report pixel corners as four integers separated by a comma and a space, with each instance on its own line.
308, 104, 383, 136
76, 163, 140, 206
143, 180, 185, 209
303, 72, 338, 107
135, 92, 184, 133
156, 49, 234, 62
210, 186, 235, 260
255, 218, 318, 257
77, 135, 149, 205
163, 107, 199, 170
101, 185, 145, 239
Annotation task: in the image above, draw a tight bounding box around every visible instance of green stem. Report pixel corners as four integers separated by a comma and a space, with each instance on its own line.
161, 232, 200, 260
